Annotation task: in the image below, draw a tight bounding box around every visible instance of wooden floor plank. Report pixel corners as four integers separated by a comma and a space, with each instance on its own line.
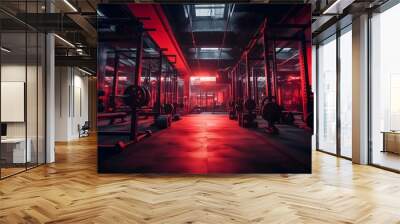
0, 135, 400, 223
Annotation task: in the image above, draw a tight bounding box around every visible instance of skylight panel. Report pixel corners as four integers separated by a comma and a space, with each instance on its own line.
194, 4, 225, 18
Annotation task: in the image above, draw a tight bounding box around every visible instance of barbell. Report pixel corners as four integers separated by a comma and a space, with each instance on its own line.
163, 103, 175, 114
122, 85, 150, 108
235, 99, 244, 112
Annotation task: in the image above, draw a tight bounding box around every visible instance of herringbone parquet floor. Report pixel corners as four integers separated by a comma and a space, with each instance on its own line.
1, 135, 400, 224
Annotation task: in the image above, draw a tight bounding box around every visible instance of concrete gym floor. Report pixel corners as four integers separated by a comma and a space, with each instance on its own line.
99, 114, 311, 173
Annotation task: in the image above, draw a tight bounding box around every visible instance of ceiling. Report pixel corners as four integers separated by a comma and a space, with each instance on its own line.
0, 0, 388, 76
162, 4, 311, 75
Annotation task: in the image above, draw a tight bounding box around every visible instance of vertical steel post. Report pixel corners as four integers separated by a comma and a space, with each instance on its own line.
272, 40, 278, 99
230, 71, 233, 102
253, 67, 259, 105
299, 37, 312, 121
184, 76, 190, 112
110, 53, 119, 111
163, 65, 167, 105
245, 52, 251, 99
263, 27, 272, 102
174, 70, 178, 104
157, 52, 163, 116
233, 68, 236, 101
232, 68, 236, 102
131, 31, 143, 141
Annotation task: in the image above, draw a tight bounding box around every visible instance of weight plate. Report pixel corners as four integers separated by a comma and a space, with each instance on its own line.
262, 102, 281, 122
244, 99, 256, 111
123, 85, 147, 108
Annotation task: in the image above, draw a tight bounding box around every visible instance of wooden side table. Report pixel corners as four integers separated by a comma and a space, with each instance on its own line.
382, 131, 400, 154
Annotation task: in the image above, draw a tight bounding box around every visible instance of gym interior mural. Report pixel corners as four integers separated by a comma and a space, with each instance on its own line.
97, 4, 313, 174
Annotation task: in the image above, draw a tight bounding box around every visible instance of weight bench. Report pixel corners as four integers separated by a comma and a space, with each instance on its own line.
98, 112, 128, 125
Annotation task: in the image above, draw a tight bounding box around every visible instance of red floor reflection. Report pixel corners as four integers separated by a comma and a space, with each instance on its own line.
100, 114, 311, 173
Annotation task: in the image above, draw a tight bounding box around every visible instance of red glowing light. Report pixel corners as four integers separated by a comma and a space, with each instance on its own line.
128, 4, 191, 77
190, 76, 216, 82
287, 75, 300, 81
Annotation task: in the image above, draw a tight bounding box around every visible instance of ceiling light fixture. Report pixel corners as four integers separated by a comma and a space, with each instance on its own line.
322, 0, 354, 15
54, 34, 75, 48
78, 67, 94, 76
1, 47, 11, 53
97, 10, 105, 17
323, 0, 341, 14
63, 0, 78, 12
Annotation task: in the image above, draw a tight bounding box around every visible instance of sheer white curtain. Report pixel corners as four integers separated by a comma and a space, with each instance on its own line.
318, 36, 337, 154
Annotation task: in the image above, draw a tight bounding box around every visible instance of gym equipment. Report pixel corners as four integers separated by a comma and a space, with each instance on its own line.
244, 98, 256, 111
229, 111, 236, 120
306, 113, 313, 129
116, 140, 133, 151
97, 112, 127, 124
261, 101, 281, 135
173, 114, 181, 121
171, 103, 181, 121
98, 99, 105, 113
98, 90, 105, 97
163, 103, 174, 114
242, 113, 257, 128
282, 112, 295, 125
261, 96, 275, 108
228, 100, 237, 120
261, 102, 281, 123
242, 98, 258, 128
115, 130, 153, 150
235, 100, 243, 113
155, 114, 172, 129
122, 85, 149, 108
143, 87, 151, 106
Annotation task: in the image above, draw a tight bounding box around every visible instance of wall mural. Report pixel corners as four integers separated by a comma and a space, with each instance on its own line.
97, 3, 312, 174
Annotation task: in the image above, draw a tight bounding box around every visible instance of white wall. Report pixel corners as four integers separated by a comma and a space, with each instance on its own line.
1, 65, 43, 137
1, 63, 46, 164
54, 67, 89, 141
1, 65, 27, 138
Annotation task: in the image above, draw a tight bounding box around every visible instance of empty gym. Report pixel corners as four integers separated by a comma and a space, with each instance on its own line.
97, 4, 312, 174
1, 1, 400, 223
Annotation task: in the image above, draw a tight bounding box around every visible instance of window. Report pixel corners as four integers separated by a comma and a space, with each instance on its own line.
370, 2, 400, 171
317, 35, 337, 154
339, 27, 352, 158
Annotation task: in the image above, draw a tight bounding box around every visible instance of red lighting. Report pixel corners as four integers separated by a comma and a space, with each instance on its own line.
105, 65, 114, 71
190, 76, 216, 82
118, 76, 128, 81
192, 71, 217, 77
128, 4, 191, 77
287, 76, 300, 81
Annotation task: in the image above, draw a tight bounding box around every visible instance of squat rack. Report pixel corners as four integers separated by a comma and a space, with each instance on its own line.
229, 18, 312, 121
